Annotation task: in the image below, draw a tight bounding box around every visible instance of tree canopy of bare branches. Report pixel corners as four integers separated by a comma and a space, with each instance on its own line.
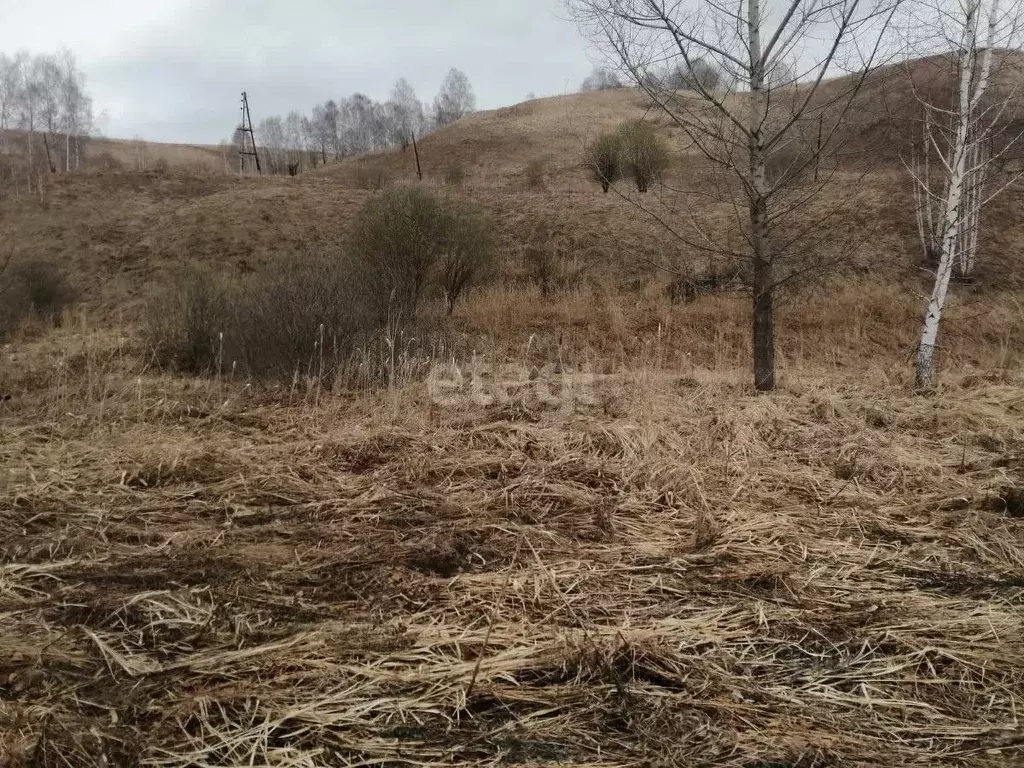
581, 66, 626, 90
242, 69, 475, 175
569, 0, 902, 390
433, 68, 477, 127
0, 48, 93, 193
901, 0, 1024, 387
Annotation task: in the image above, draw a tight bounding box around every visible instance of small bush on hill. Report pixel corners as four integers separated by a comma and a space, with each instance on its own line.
348, 184, 496, 319
525, 159, 546, 189
347, 185, 454, 324
93, 152, 124, 172
148, 186, 496, 384
9, 259, 75, 322
144, 267, 229, 373
231, 251, 368, 381
522, 227, 586, 296
666, 262, 744, 304
586, 132, 622, 193
440, 205, 496, 313
0, 257, 75, 340
616, 120, 670, 193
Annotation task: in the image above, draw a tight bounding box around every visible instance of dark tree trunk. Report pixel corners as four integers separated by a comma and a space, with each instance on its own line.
752, 255, 775, 392
43, 133, 56, 173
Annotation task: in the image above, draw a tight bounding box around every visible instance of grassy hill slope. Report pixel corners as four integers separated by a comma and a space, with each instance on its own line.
3, 59, 1024, 768
0, 61, 1022, 372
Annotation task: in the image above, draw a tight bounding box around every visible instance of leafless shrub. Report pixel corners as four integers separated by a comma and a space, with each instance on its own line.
144, 267, 230, 373
440, 205, 496, 313
10, 258, 75, 322
525, 158, 546, 189
349, 185, 497, 317
0, 257, 75, 339
150, 188, 494, 383
347, 185, 453, 325
231, 251, 370, 381
92, 151, 124, 172
581, 67, 625, 91
586, 131, 622, 192
147, 255, 375, 383
616, 121, 670, 193
522, 227, 587, 295
662, 58, 724, 92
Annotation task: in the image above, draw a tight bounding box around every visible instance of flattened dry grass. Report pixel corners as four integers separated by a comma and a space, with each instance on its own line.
2, 331, 1024, 766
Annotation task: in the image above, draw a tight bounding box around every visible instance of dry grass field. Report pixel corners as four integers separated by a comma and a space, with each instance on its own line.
0, 129, 228, 176
2, 74, 1024, 767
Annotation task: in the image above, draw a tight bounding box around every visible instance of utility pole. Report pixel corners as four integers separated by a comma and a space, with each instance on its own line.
238, 91, 262, 175
411, 132, 422, 181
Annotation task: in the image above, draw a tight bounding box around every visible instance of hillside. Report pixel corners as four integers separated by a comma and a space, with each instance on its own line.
85, 135, 228, 173
1, 71, 1022, 369
0, 129, 228, 174
3, 59, 1024, 768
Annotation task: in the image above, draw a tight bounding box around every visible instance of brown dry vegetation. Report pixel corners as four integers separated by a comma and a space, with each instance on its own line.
2, 65, 1024, 766
0, 129, 228, 175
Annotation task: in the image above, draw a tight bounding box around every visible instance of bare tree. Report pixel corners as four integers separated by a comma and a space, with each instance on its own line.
0, 49, 93, 184
663, 57, 724, 91
902, 0, 1024, 388
309, 102, 331, 164
0, 52, 22, 187
36, 54, 63, 173
57, 49, 92, 172
0, 53, 19, 132
433, 68, 476, 126
257, 115, 286, 173
569, 0, 900, 390
283, 110, 306, 174
243, 73, 447, 173
387, 78, 423, 149
17, 53, 44, 188
581, 66, 626, 90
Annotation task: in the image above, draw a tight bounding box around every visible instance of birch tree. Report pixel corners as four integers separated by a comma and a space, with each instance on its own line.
569, 0, 901, 390
57, 50, 92, 172
18, 54, 43, 186
581, 66, 626, 90
904, 0, 1024, 388
387, 78, 423, 148
0, 53, 21, 132
433, 68, 476, 126
0, 49, 92, 185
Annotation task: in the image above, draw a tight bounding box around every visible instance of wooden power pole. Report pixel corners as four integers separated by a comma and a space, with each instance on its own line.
411, 132, 422, 181
238, 91, 262, 175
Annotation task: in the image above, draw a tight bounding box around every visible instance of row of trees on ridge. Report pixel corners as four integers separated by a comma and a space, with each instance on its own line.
238, 68, 476, 175
0, 49, 93, 194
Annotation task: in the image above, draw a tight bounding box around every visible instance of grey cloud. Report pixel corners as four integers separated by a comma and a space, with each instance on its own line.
83, 0, 594, 143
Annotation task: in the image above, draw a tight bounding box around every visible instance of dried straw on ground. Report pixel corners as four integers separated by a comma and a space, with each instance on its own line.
2, 332, 1023, 767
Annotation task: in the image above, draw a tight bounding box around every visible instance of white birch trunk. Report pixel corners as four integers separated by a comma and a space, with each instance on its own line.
916, 0, 999, 387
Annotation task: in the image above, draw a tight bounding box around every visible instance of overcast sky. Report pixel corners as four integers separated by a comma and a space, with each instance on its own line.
0, 0, 597, 144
